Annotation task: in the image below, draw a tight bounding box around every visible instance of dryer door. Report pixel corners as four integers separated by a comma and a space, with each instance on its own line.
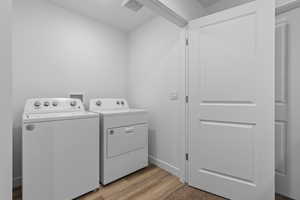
107, 124, 148, 158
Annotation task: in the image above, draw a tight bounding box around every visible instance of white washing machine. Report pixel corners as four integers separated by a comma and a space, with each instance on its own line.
89, 98, 148, 185
22, 98, 99, 200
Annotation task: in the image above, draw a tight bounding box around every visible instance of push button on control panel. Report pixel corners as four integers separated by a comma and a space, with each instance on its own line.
34, 101, 41, 108
52, 101, 58, 107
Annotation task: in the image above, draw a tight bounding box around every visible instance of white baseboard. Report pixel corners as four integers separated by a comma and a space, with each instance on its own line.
13, 176, 22, 188
149, 155, 181, 178
14, 157, 182, 188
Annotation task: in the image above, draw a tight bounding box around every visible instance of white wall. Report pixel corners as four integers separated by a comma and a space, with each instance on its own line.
0, 0, 12, 198
13, 0, 128, 186
128, 17, 185, 177
276, 7, 300, 199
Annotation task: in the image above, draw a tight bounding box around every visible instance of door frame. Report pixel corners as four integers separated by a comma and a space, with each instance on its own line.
0, 0, 12, 199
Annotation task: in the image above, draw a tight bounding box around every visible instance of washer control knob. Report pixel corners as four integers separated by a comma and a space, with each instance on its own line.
121, 101, 125, 106
34, 101, 41, 108
116, 101, 120, 105
70, 101, 77, 107
52, 101, 58, 107
44, 101, 50, 107
96, 100, 102, 106
26, 124, 35, 131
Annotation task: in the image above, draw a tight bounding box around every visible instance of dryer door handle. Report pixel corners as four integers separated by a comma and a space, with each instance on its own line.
125, 127, 135, 134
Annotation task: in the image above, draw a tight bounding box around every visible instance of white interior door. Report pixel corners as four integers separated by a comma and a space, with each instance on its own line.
274, 20, 289, 197
275, 10, 300, 198
188, 1, 275, 199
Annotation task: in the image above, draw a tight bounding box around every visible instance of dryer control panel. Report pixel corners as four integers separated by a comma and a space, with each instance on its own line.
24, 98, 84, 114
89, 98, 129, 111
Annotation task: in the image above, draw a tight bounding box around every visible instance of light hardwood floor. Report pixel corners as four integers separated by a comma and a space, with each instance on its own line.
13, 165, 291, 200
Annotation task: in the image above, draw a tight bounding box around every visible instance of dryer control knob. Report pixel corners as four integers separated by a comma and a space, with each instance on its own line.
44, 101, 50, 107
70, 101, 77, 107
52, 101, 58, 107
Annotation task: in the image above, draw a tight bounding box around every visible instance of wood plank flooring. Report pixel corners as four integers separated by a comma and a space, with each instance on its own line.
13, 165, 291, 200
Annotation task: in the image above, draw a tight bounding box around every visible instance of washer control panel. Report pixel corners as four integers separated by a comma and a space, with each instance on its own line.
24, 98, 84, 114
89, 98, 129, 111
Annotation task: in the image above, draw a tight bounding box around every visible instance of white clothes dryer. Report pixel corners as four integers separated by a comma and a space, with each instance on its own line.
89, 98, 148, 185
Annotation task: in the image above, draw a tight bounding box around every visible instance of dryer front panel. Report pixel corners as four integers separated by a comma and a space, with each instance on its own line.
107, 124, 148, 158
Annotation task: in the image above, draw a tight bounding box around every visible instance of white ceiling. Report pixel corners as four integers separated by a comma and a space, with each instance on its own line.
197, 0, 220, 8
48, 0, 155, 32
48, 0, 253, 32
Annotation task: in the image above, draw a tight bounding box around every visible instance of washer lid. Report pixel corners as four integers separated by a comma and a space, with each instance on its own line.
23, 111, 98, 123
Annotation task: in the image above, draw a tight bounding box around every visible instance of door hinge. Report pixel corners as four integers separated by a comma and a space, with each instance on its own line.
185, 38, 189, 46
185, 96, 189, 103
185, 153, 189, 161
